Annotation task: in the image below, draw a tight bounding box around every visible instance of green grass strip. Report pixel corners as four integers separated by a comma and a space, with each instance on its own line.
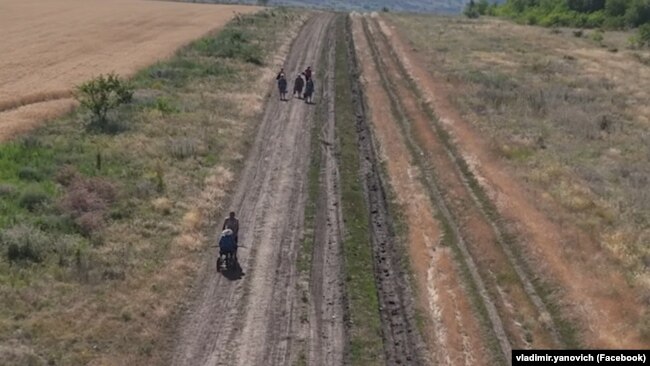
335, 15, 385, 365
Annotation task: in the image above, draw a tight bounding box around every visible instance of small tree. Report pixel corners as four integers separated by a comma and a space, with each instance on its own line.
639, 23, 650, 46
76, 73, 133, 131
477, 0, 490, 15
464, 0, 480, 18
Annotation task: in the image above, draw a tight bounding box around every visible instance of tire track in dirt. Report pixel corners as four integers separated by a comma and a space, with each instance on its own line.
307, 19, 346, 366
350, 14, 490, 366
379, 16, 650, 349
344, 16, 429, 366
171, 14, 334, 366
360, 14, 565, 359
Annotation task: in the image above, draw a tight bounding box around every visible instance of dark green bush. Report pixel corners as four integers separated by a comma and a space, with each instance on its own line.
76, 73, 134, 131
18, 166, 42, 181
18, 185, 49, 211
639, 23, 650, 44
1, 224, 51, 263
497, 0, 650, 29
196, 29, 263, 65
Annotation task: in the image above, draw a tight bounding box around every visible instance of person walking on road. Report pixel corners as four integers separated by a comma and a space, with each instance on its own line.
304, 66, 312, 82
304, 78, 314, 104
277, 74, 288, 101
222, 211, 240, 245
293, 73, 305, 99
276, 68, 288, 101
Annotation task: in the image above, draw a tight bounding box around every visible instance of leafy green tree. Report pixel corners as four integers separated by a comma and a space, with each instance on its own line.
75, 73, 133, 131
464, 0, 481, 18
639, 22, 650, 44
624, 0, 650, 27
567, 0, 605, 12
605, 0, 628, 16
477, 0, 490, 14
496, 0, 650, 28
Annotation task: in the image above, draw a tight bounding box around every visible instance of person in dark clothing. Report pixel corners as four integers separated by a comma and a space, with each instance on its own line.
219, 229, 237, 255
276, 68, 285, 81
304, 66, 312, 82
293, 74, 305, 99
304, 78, 314, 104
222, 211, 239, 244
278, 74, 288, 101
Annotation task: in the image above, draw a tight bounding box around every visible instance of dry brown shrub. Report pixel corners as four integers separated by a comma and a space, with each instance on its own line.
182, 209, 202, 232
58, 175, 117, 237
54, 165, 80, 186
152, 197, 173, 215
75, 211, 106, 237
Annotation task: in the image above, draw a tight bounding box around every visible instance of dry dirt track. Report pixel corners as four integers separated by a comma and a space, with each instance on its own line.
0, 0, 256, 140
352, 13, 577, 364
171, 15, 338, 366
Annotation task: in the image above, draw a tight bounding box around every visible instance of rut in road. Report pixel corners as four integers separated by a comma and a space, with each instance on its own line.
307, 17, 346, 366
172, 14, 335, 366
359, 14, 568, 362
343, 16, 429, 366
350, 14, 491, 366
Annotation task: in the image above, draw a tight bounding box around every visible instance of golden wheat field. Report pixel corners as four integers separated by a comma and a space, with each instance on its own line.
0, 0, 258, 140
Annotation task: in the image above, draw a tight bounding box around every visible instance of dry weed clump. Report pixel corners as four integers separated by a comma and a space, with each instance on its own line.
152, 197, 173, 215
58, 169, 117, 238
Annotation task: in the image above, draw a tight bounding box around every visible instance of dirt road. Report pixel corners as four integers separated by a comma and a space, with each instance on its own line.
307, 22, 346, 366
171, 14, 337, 366
351, 13, 589, 363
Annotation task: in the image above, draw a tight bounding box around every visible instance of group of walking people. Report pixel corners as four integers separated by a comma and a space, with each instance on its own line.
276, 66, 314, 104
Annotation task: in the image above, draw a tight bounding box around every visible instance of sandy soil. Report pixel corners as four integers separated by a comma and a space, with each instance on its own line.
0, 0, 257, 140
171, 15, 339, 366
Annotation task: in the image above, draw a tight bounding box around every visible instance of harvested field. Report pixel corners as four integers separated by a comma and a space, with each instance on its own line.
0, 0, 257, 140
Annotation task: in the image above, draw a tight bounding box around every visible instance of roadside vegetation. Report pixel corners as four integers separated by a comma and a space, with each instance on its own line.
388, 12, 650, 338
465, 0, 650, 46
0, 8, 302, 365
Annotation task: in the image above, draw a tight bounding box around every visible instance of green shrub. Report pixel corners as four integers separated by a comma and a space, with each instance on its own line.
639, 23, 650, 45
18, 166, 42, 181
154, 97, 179, 115
591, 30, 605, 44
76, 73, 133, 131
1, 224, 52, 263
464, 0, 481, 19
36, 214, 76, 233
196, 29, 263, 65
18, 185, 49, 211
21, 135, 42, 150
